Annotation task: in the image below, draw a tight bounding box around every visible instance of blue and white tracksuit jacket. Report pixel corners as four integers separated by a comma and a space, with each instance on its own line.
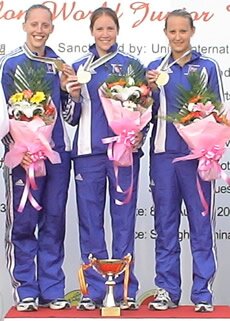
0, 45, 71, 304
147, 50, 224, 305
63, 43, 145, 303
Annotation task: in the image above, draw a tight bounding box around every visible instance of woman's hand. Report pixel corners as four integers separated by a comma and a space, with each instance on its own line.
132, 131, 143, 152
20, 152, 33, 170
60, 64, 75, 91
65, 75, 82, 101
146, 69, 160, 90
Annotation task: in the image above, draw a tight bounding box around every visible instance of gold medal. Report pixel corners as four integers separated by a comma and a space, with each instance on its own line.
77, 65, 92, 84
156, 71, 169, 87
54, 59, 65, 72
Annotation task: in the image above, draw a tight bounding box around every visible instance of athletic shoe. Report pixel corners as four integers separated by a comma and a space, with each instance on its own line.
194, 302, 214, 312
148, 288, 178, 311
49, 299, 71, 310
120, 298, 139, 310
39, 298, 71, 310
16, 298, 38, 312
77, 298, 97, 310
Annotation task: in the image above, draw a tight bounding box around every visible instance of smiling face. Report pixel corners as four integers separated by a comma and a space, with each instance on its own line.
23, 7, 54, 56
91, 13, 119, 57
164, 15, 195, 59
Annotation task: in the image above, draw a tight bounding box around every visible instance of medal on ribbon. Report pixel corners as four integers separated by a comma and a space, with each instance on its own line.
77, 65, 92, 84
53, 59, 65, 72
76, 51, 118, 85
156, 49, 192, 87
23, 43, 65, 72
156, 71, 170, 86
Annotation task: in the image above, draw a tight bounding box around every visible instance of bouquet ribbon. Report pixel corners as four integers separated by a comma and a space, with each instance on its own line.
18, 151, 47, 213
102, 129, 136, 205
173, 144, 230, 215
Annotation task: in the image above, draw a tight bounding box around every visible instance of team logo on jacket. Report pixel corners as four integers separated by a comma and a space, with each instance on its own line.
111, 64, 123, 75
46, 63, 56, 74
185, 64, 200, 75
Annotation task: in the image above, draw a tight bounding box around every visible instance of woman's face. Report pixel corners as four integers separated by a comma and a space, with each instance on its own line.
164, 15, 195, 57
91, 14, 118, 56
23, 8, 54, 56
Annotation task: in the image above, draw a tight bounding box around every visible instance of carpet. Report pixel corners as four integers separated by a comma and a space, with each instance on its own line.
4, 305, 230, 319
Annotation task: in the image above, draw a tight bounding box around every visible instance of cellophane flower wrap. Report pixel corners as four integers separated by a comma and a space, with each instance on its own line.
98, 61, 153, 205
99, 61, 153, 167
4, 62, 61, 212
168, 70, 230, 184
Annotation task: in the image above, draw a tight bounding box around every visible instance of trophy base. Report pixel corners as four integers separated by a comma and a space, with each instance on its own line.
101, 306, 121, 317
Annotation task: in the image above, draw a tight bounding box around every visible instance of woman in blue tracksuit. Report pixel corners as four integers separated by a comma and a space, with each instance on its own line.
146, 9, 224, 313
0, 4, 72, 312
63, 7, 147, 311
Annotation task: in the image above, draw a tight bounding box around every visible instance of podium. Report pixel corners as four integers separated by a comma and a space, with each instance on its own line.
4, 305, 230, 320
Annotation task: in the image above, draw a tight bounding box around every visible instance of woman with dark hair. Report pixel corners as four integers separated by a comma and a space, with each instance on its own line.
63, 6, 148, 311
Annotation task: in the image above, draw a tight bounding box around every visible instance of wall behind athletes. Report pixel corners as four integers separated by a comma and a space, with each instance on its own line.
0, 0, 230, 318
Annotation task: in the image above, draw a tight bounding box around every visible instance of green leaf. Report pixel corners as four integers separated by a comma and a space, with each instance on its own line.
9, 61, 52, 101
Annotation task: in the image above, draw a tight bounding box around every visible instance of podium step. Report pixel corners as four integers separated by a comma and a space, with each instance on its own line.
4, 305, 230, 320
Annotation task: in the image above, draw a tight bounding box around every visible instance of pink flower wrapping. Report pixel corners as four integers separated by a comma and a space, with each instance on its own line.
99, 89, 152, 167
4, 116, 61, 212
99, 88, 152, 205
173, 114, 230, 182
4, 117, 61, 173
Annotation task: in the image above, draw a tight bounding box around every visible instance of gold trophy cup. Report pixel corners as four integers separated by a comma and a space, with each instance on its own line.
90, 256, 131, 317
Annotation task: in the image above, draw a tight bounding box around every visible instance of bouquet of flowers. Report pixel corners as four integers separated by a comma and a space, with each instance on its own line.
98, 61, 153, 204
4, 61, 61, 212
99, 61, 153, 165
167, 71, 230, 213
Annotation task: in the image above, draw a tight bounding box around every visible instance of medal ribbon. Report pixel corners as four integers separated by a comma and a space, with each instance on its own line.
82, 50, 118, 73
158, 49, 192, 72
23, 43, 64, 71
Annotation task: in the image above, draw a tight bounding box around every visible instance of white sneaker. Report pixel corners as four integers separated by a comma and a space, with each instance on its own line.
16, 298, 38, 312
77, 298, 97, 310
148, 288, 178, 311
120, 298, 139, 310
49, 299, 71, 310
39, 298, 71, 310
195, 302, 214, 312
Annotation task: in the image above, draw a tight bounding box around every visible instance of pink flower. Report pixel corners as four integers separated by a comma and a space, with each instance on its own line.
193, 101, 216, 117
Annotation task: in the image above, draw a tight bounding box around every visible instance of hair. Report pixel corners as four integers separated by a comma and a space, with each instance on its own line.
24, 4, 53, 22
90, 7, 119, 32
165, 9, 194, 29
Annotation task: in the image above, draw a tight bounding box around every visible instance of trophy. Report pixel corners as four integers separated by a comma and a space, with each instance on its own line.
90, 255, 131, 317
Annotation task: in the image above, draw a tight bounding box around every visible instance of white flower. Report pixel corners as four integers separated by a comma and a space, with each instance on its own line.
122, 100, 137, 111
10, 101, 44, 119
126, 76, 135, 86
110, 85, 141, 102
187, 102, 195, 112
